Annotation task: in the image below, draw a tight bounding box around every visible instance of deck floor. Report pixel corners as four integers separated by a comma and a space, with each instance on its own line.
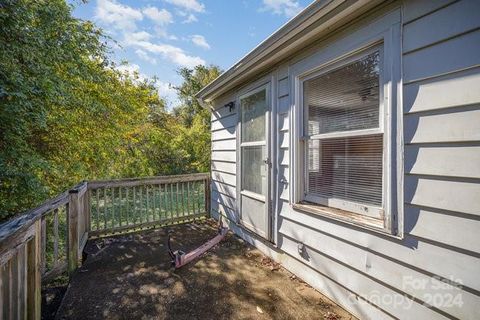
55, 220, 356, 320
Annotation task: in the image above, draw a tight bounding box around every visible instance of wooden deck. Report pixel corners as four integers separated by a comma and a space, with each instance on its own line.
0, 174, 210, 319
54, 220, 356, 320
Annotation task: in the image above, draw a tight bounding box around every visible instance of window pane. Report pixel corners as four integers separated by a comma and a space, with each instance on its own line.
308, 135, 383, 207
241, 89, 266, 142
305, 51, 380, 136
241, 146, 266, 195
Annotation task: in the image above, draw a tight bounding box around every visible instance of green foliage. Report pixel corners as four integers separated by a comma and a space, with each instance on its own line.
0, 1, 222, 221
172, 65, 222, 172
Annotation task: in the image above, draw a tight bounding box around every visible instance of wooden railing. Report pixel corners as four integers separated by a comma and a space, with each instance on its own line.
88, 173, 210, 237
0, 173, 210, 319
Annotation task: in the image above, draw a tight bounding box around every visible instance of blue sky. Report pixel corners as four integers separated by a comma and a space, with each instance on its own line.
71, 0, 312, 106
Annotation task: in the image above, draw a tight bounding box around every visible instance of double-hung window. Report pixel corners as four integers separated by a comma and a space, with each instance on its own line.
298, 45, 392, 229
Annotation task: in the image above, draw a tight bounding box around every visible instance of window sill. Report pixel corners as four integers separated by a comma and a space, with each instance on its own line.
292, 201, 391, 234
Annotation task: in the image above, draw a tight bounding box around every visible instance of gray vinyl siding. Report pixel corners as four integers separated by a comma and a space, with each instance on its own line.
275, 1, 480, 319
210, 1, 480, 319
211, 94, 238, 223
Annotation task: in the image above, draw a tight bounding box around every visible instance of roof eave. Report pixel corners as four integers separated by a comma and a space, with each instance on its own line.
196, 0, 378, 103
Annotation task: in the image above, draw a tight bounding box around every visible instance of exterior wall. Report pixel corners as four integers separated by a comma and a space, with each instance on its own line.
210, 1, 480, 319
211, 93, 238, 223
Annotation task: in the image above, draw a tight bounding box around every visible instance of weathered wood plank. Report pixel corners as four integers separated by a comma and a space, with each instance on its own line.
67, 191, 79, 277
89, 214, 207, 238
103, 188, 107, 230
95, 189, 100, 231
0, 191, 69, 248
18, 245, 26, 320
88, 173, 209, 189
53, 209, 59, 267
181, 183, 186, 217
26, 221, 41, 320
204, 178, 211, 216
40, 218, 46, 275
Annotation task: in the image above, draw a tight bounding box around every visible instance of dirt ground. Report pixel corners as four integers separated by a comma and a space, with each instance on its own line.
54, 220, 357, 320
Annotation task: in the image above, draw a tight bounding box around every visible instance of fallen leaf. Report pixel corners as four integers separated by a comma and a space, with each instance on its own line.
256, 306, 263, 314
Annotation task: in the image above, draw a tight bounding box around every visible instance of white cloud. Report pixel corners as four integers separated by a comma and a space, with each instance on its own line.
142, 6, 173, 25
183, 13, 198, 23
114, 63, 178, 104
176, 10, 198, 23
95, 0, 143, 31
95, 1, 204, 71
191, 35, 210, 50
123, 31, 152, 45
135, 41, 205, 68
156, 81, 178, 103
165, 0, 205, 13
135, 49, 157, 64
154, 27, 178, 40
261, 0, 302, 18
114, 63, 149, 83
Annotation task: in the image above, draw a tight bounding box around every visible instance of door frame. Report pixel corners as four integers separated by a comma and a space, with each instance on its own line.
236, 76, 274, 241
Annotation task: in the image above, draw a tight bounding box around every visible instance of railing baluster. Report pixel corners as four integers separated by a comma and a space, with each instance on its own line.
181, 182, 186, 218
118, 187, 122, 227
95, 189, 100, 231
192, 181, 196, 216
204, 178, 210, 215
40, 217, 46, 274
169, 183, 174, 221
175, 183, 179, 219
152, 184, 159, 221
186, 182, 191, 217
197, 181, 202, 215
146, 185, 150, 223
53, 208, 59, 267
158, 184, 162, 221
163, 184, 168, 221
103, 187, 107, 230
133, 186, 137, 225
111, 188, 115, 228
125, 188, 129, 226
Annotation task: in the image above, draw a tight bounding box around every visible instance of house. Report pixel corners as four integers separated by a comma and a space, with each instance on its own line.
196, 0, 480, 319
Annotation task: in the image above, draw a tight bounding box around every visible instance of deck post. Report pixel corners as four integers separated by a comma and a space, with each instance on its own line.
67, 189, 80, 277
26, 220, 41, 320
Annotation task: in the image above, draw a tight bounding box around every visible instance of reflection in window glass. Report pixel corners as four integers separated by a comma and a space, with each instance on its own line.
241, 146, 266, 195
241, 89, 266, 142
307, 135, 383, 207
305, 51, 380, 136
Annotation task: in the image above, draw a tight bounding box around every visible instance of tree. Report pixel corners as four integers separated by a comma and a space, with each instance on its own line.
172, 65, 222, 172
0, 0, 166, 218
173, 65, 222, 126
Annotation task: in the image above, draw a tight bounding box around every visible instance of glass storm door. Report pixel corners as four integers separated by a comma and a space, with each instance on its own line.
239, 85, 270, 240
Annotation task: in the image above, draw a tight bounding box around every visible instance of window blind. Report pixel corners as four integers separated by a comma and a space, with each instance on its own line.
304, 51, 383, 209
305, 51, 380, 136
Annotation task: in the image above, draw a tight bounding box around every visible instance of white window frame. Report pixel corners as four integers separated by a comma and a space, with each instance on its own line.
289, 11, 403, 236
301, 45, 385, 220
